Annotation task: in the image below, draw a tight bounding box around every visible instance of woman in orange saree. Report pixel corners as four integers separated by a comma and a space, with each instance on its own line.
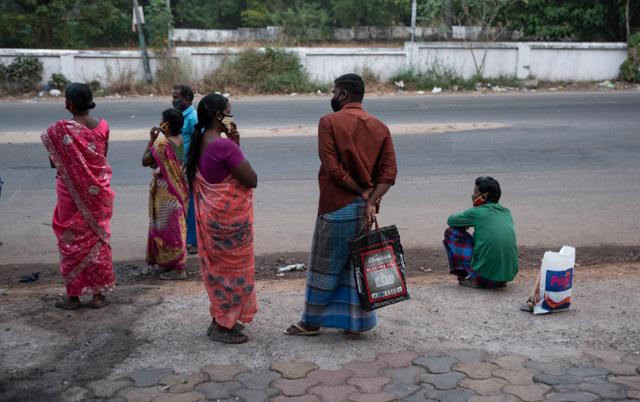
184, 93, 258, 344
142, 108, 189, 279
41, 83, 115, 310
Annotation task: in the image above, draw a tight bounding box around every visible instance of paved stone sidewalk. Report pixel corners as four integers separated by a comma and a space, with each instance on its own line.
63, 348, 640, 402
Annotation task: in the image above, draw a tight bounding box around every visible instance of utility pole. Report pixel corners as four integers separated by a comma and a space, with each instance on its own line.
132, 0, 153, 84
410, 0, 417, 68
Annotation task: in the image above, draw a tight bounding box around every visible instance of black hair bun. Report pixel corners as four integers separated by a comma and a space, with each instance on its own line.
86, 101, 96, 110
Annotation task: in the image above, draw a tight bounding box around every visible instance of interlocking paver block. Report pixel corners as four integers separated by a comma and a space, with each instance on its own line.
492, 368, 535, 385
272, 395, 322, 402
401, 389, 432, 402
469, 396, 520, 402
622, 353, 640, 366
413, 356, 459, 374
585, 349, 625, 363
377, 351, 420, 368
117, 386, 164, 402
159, 372, 208, 393
235, 369, 281, 389
382, 366, 426, 384
87, 379, 132, 398
347, 376, 392, 393
524, 360, 567, 375
151, 391, 205, 402
193, 381, 242, 400
308, 384, 358, 401
273, 378, 320, 396
424, 388, 477, 402
382, 383, 422, 399
459, 378, 508, 396
452, 363, 499, 379
446, 349, 490, 363
595, 361, 638, 375
128, 368, 174, 387
307, 369, 354, 385
492, 355, 529, 369
583, 376, 608, 384
566, 367, 610, 377
201, 363, 248, 382
579, 382, 627, 399
343, 360, 388, 378
503, 383, 551, 402
546, 391, 599, 401
59, 386, 90, 402
348, 392, 398, 402
421, 372, 466, 389
629, 389, 640, 399
609, 375, 640, 390
533, 373, 582, 385
231, 386, 280, 402
271, 361, 320, 379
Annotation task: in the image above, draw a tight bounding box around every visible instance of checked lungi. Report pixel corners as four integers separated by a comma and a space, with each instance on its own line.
301, 198, 377, 332
443, 227, 505, 287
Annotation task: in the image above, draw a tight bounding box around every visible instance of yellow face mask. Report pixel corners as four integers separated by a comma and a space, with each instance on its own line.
160, 121, 169, 134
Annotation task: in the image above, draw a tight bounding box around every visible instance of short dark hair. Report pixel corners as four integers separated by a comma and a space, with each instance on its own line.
162, 108, 184, 136
475, 176, 501, 203
65, 82, 95, 112
173, 84, 194, 103
334, 73, 365, 103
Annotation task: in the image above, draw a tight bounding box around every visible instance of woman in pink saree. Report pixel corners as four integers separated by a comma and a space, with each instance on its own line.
41, 83, 115, 310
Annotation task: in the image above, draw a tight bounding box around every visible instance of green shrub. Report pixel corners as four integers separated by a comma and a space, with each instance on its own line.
620, 32, 640, 83
5, 56, 43, 93
205, 48, 323, 94
88, 80, 102, 93
50, 73, 70, 90
269, 3, 332, 44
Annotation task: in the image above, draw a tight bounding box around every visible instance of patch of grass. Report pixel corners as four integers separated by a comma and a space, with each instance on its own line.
154, 57, 191, 94
390, 67, 521, 92
203, 48, 323, 94
390, 66, 473, 91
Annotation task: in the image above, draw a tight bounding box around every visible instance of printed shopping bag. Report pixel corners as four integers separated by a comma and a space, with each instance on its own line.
534, 246, 575, 315
348, 220, 409, 311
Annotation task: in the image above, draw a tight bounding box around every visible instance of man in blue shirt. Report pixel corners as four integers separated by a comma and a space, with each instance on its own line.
172, 85, 198, 254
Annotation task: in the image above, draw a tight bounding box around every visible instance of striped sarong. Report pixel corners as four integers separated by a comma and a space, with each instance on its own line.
301, 198, 377, 332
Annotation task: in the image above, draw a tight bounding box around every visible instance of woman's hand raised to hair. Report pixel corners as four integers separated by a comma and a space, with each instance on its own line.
149, 127, 161, 145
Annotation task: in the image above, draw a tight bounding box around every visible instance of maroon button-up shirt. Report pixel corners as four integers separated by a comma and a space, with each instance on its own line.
317, 102, 398, 215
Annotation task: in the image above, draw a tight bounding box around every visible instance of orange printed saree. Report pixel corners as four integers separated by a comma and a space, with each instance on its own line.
193, 171, 257, 329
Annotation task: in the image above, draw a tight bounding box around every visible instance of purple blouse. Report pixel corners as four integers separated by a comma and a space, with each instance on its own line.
198, 138, 246, 184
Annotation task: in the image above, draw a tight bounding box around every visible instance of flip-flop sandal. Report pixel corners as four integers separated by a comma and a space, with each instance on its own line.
519, 303, 534, 312
207, 326, 248, 344
459, 278, 483, 289
285, 323, 320, 336
86, 296, 110, 309
233, 323, 245, 331
55, 299, 82, 310
343, 331, 364, 340
159, 270, 188, 280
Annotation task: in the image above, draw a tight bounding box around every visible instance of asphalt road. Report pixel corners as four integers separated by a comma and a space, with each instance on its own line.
1, 91, 639, 264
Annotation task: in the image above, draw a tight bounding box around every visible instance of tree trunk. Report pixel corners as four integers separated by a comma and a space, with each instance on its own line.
626, 0, 631, 41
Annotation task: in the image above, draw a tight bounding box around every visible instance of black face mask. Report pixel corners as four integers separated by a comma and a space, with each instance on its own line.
331, 91, 346, 112
172, 99, 184, 111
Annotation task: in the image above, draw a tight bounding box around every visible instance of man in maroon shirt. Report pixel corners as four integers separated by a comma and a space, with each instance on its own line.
286, 74, 398, 337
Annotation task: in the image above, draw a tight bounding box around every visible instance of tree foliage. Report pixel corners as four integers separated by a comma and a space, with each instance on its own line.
0, 0, 637, 48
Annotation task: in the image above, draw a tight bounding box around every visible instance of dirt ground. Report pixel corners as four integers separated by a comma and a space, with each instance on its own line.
0, 246, 639, 401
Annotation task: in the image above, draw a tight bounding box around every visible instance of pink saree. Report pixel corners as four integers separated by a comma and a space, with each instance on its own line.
146, 138, 189, 269
41, 119, 115, 296
193, 171, 257, 329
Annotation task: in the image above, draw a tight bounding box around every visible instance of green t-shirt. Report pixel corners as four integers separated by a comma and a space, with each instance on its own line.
447, 203, 518, 282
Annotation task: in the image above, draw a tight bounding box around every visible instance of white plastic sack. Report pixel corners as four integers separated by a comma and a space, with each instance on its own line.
533, 246, 575, 315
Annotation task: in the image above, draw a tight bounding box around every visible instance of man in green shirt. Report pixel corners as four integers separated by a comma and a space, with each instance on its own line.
446, 176, 518, 288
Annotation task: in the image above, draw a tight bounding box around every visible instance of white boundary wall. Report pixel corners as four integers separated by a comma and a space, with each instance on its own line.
0, 42, 628, 87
